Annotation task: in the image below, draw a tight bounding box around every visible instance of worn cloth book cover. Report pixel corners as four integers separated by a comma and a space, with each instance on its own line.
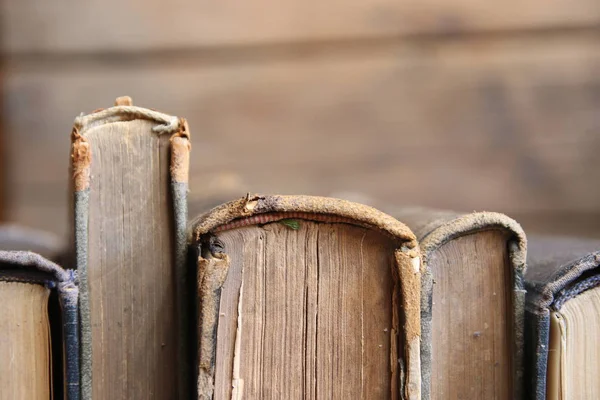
392, 208, 527, 400
524, 236, 600, 399
189, 194, 423, 399
0, 251, 78, 400
70, 97, 191, 399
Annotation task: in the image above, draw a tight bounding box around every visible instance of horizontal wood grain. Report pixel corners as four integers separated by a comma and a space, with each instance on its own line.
4, 34, 600, 237
2, 0, 599, 52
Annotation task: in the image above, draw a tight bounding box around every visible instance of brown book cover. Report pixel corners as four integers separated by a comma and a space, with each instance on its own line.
189, 194, 422, 399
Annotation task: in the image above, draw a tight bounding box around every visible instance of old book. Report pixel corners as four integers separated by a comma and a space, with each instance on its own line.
70, 96, 191, 399
0, 251, 78, 399
393, 209, 527, 400
189, 194, 422, 399
524, 236, 600, 399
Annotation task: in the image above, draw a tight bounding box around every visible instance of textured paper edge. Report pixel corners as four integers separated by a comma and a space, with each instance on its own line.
410, 211, 527, 400
71, 101, 190, 399
192, 195, 421, 399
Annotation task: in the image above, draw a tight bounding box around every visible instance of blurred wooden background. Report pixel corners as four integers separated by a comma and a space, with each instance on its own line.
1, 1, 599, 240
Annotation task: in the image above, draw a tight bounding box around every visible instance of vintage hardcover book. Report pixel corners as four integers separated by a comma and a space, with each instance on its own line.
524, 236, 600, 399
392, 209, 527, 400
0, 251, 78, 399
70, 96, 191, 399
189, 194, 423, 399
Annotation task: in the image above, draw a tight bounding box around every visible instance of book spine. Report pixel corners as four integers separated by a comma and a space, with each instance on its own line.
59, 277, 80, 400
396, 248, 422, 400
524, 307, 550, 400
71, 127, 92, 400
510, 240, 527, 400
419, 270, 434, 400
170, 120, 192, 398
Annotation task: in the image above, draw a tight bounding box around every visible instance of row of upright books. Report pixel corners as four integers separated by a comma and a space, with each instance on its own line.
1, 96, 598, 399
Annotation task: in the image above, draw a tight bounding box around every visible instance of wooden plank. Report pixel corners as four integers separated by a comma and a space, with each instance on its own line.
4, 34, 600, 237
2, 0, 600, 52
